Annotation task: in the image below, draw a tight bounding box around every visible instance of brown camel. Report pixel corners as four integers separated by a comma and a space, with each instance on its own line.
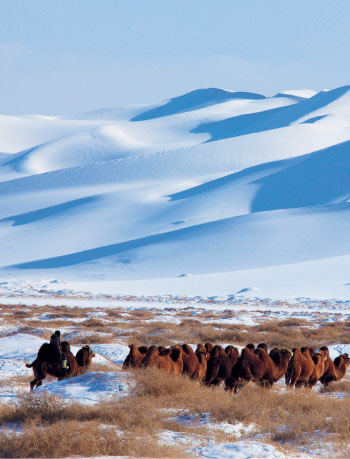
226, 346, 291, 392
193, 349, 207, 382
176, 344, 199, 378
319, 347, 350, 386
123, 345, 149, 369
178, 344, 197, 376
226, 347, 258, 392
307, 350, 328, 387
196, 343, 207, 358
141, 346, 183, 375
253, 347, 290, 387
205, 342, 214, 355
74, 344, 95, 371
205, 344, 239, 386
26, 342, 95, 391
268, 348, 292, 382
285, 347, 315, 389
174, 344, 207, 381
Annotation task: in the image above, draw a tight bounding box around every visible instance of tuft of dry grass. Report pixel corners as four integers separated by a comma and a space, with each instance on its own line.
89, 361, 121, 372
68, 333, 115, 344
0, 420, 187, 458
320, 380, 350, 393
80, 318, 107, 328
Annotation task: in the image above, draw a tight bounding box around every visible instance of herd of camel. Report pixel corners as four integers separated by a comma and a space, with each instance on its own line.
123, 342, 350, 392
25, 339, 350, 394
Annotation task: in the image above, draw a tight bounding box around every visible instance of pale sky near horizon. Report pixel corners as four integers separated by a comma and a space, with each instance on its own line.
1, 0, 350, 115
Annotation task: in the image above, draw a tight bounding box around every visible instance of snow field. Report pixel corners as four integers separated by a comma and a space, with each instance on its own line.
0, 85, 350, 298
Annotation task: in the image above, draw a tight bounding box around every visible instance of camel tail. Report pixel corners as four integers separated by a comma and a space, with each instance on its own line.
26, 361, 35, 368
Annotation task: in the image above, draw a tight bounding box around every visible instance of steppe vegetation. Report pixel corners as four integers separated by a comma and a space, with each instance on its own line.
0, 301, 350, 457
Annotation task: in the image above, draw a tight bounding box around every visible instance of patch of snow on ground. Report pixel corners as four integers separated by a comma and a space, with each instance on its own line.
91, 343, 130, 365
37, 371, 132, 405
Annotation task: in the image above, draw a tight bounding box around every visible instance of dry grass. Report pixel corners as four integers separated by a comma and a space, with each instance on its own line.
128, 316, 350, 350
320, 380, 350, 393
0, 393, 188, 458
2, 302, 350, 456
3, 302, 350, 352
68, 332, 115, 344
89, 361, 121, 372
0, 420, 187, 458
131, 367, 350, 450
106, 308, 126, 319
80, 318, 108, 328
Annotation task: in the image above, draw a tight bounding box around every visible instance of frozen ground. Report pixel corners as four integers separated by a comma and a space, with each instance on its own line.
0, 297, 348, 458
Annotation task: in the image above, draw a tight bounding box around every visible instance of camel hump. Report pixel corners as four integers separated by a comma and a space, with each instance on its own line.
182, 344, 194, 355
269, 348, 281, 364
170, 348, 182, 362
196, 351, 206, 363
138, 346, 148, 355
245, 343, 255, 351
210, 345, 224, 358
319, 346, 330, 355
159, 348, 171, 357
241, 347, 253, 359
225, 345, 239, 358
61, 341, 71, 353
196, 343, 206, 352
254, 348, 268, 360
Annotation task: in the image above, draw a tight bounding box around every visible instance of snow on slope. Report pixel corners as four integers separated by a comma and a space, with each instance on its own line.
0, 85, 350, 298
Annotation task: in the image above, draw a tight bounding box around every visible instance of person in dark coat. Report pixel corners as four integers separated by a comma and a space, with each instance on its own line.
50, 330, 68, 371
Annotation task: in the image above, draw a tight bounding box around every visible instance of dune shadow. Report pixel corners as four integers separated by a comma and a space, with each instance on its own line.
11, 218, 224, 269
192, 86, 350, 141
301, 114, 328, 124
168, 140, 350, 213
167, 160, 286, 202
131, 88, 265, 121
0, 196, 97, 227
251, 141, 350, 212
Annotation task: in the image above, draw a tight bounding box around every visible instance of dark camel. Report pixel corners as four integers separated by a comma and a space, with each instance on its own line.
26, 342, 95, 391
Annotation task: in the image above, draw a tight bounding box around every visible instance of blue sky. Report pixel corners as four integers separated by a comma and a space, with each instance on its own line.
1, 0, 350, 114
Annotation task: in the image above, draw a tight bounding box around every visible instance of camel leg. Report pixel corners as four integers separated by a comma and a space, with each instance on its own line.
288, 365, 301, 389
30, 362, 47, 391
30, 377, 43, 391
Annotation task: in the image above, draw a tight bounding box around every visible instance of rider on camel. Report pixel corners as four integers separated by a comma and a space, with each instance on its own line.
50, 330, 68, 372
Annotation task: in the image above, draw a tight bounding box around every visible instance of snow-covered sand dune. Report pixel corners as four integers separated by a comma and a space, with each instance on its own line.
1, 85, 350, 299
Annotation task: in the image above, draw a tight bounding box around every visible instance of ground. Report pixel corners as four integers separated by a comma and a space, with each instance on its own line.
0, 283, 349, 458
